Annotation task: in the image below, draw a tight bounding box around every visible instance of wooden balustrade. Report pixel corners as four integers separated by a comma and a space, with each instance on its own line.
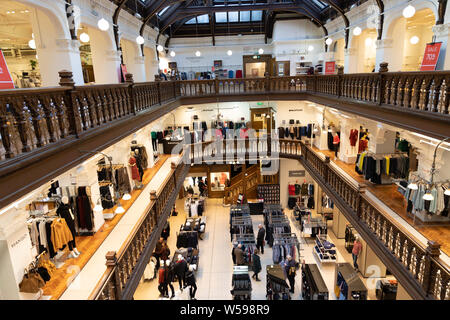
1, 65, 449, 161
89, 156, 189, 300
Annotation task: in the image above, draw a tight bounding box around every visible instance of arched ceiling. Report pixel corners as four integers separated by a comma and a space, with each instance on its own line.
111, 0, 368, 41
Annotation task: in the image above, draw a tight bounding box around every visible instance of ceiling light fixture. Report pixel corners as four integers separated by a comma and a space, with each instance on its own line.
157, 44, 164, 52
353, 27, 362, 36
136, 35, 145, 45
403, 4, 416, 18
258, 48, 264, 54
170, 50, 176, 57
308, 45, 314, 52
98, 18, 110, 31
195, 50, 201, 57
79, 32, 90, 43
227, 50, 233, 56
325, 38, 332, 45
410, 36, 419, 44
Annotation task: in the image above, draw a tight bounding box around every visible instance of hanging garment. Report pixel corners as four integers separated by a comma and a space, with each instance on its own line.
349, 129, 358, 147
50, 218, 73, 251
76, 187, 94, 230
115, 167, 132, 195
129, 156, 140, 181
56, 204, 77, 248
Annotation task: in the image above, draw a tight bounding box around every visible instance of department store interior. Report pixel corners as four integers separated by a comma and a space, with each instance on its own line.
0, 0, 449, 302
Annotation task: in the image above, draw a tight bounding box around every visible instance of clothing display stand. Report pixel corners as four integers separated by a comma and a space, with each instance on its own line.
180, 217, 206, 240
335, 263, 368, 300
301, 215, 327, 238
257, 184, 280, 204
231, 266, 252, 300
266, 264, 291, 300
176, 231, 199, 249
313, 233, 337, 264
272, 233, 301, 264
301, 263, 329, 300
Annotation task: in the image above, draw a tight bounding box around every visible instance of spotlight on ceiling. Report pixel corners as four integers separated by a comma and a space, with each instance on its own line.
97, 18, 110, 31
353, 27, 362, 36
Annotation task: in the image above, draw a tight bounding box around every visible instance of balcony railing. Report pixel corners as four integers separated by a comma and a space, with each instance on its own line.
1, 66, 449, 162
181, 137, 449, 300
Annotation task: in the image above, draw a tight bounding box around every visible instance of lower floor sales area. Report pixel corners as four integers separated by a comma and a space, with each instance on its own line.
0, 99, 448, 300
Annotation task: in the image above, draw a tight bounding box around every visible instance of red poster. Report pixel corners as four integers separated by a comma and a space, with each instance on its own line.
325, 61, 336, 75
420, 42, 442, 71
0, 49, 14, 89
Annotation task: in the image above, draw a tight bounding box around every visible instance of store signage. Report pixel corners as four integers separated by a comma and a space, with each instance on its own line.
288, 109, 303, 112
420, 42, 442, 71
289, 170, 305, 177
0, 49, 14, 89
325, 61, 336, 75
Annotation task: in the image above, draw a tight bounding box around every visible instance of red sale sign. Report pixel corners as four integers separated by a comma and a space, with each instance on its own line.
325, 61, 336, 75
420, 42, 442, 71
0, 49, 14, 89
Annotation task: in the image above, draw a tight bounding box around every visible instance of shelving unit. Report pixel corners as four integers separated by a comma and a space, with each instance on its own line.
295, 61, 313, 75
301, 263, 329, 300
313, 234, 337, 263
231, 266, 252, 300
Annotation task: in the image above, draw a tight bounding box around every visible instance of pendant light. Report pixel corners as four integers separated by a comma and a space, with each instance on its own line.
157, 44, 164, 52
227, 50, 233, 56
115, 203, 125, 214
308, 45, 314, 52
258, 48, 264, 54
122, 193, 132, 201
136, 35, 145, 45
325, 38, 332, 45
195, 50, 201, 57
170, 50, 176, 57
98, 18, 110, 31
353, 27, 362, 36
80, 32, 90, 43
410, 36, 419, 44
28, 39, 36, 49
403, 4, 416, 18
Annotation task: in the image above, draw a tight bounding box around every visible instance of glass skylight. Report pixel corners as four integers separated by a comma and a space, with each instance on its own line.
158, 6, 170, 16
251, 11, 262, 21
239, 11, 250, 22
228, 11, 239, 22
196, 14, 209, 24
215, 12, 227, 23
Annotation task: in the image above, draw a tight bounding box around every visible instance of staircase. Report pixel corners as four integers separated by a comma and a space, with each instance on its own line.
225, 164, 260, 204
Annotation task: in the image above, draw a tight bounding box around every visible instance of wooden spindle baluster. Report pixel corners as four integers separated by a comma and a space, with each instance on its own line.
86, 91, 99, 127
418, 78, 431, 111
11, 97, 32, 152
105, 89, 115, 119
40, 95, 57, 143
0, 98, 14, 158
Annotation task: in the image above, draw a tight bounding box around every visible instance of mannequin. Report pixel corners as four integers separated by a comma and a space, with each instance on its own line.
134, 149, 144, 182
58, 196, 81, 258
129, 151, 142, 189
333, 132, 340, 160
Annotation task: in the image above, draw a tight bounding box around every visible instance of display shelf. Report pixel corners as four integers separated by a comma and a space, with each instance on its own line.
313, 234, 336, 264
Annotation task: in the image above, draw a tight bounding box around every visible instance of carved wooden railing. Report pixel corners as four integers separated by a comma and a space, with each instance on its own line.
2, 66, 449, 162
89, 155, 189, 300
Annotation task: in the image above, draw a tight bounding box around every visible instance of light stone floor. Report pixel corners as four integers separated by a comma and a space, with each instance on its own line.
133, 197, 392, 300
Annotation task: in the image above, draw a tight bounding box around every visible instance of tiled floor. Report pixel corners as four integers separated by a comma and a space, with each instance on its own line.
134, 198, 391, 300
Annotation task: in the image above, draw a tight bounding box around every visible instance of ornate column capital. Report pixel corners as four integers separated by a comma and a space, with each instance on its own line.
432, 23, 450, 38
375, 38, 393, 49
134, 56, 145, 64
344, 47, 357, 56
105, 50, 122, 62
55, 39, 80, 54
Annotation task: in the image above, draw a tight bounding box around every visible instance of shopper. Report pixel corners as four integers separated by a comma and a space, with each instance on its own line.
174, 254, 188, 291
285, 255, 296, 293
352, 236, 363, 270
161, 221, 170, 240
153, 237, 165, 270
158, 264, 168, 298
185, 265, 197, 300
251, 249, 262, 281
231, 242, 238, 264
198, 178, 206, 197
164, 259, 175, 299
234, 244, 245, 265
256, 224, 266, 254
161, 242, 171, 261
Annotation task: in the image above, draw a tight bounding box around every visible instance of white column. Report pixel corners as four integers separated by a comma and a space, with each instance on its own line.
375, 38, 394, 71
89, 28, 121, 84
144, 46, 159, 81
432, 23, 450, 70
344, 48, 358, 73
122, 40, 146, 82
31, 8, 83, 86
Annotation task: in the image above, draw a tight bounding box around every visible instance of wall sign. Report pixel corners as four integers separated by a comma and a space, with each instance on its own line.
420, 42, 442, 71
0, 49, 14, 89
325, 61, 336, 75
289, 170, 305, 177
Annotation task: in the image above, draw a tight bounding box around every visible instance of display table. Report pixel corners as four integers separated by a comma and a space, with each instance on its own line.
247, 199, 264, 215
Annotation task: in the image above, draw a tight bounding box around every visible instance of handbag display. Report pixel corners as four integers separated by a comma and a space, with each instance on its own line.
19, 271, 45, 293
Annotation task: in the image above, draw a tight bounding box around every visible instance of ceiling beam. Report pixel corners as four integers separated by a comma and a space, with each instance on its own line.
437, 0, 447, 24
321, 0, 349, 48
139, 0, 171, 36
374, 0, 384, 40
209, 13, 215, 45
113, 0, 128, 51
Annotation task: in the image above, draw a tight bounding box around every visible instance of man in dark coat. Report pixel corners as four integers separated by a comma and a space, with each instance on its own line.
251, 249, 262, 281
256, 224, 266, 254
173, 255, 188, 290
185, 265, 197, 300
